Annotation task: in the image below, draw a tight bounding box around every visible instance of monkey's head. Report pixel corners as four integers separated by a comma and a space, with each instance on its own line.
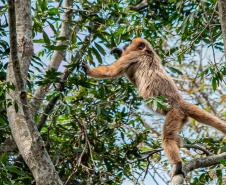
111, 38, 153, 58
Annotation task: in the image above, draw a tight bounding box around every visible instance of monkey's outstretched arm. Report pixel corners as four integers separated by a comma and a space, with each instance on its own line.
84, 51, 141, 78
84, 64, 120, 78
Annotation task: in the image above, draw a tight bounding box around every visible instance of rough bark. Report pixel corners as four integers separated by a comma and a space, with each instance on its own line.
31, 0, 73, 113
218, 0, 226, 60
15, 0, 33, 75
7, 0, 63, 184
172, 152, 226, 185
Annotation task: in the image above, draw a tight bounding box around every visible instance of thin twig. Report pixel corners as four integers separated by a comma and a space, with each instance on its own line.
183, 144, 212, 156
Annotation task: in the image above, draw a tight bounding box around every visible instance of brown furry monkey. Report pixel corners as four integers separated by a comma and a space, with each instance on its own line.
83, 38, 226, 176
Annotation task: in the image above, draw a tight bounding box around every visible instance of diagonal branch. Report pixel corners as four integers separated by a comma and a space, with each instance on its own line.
37, 34, 94, 130
31, 0, 73, 113
184, 152, 226, 172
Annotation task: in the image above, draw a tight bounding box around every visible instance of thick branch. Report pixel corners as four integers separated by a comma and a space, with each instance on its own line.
8, 0, 31, 128
172, 152, 226, 185
185, 152, 226, 172
8, 0, 25, 92
218, 0, 226, 60
31, 0, 73, 113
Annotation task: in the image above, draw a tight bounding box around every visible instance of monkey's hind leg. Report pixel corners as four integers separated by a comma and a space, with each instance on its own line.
162, 108, 187, 177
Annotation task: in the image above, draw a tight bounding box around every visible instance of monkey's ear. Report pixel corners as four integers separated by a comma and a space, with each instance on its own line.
137, 42, 146, 50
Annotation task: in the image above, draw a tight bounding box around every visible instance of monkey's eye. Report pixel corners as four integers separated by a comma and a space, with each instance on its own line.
138, 42, 145, 50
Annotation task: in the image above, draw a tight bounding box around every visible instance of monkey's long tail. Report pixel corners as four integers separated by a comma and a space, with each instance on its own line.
180, 100, 226, 134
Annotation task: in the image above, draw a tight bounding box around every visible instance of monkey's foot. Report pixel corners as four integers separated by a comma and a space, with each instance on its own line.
171, 161, 185, 178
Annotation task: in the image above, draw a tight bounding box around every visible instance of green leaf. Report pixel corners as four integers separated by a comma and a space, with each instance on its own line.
168, 66, 183, 75
48, 45, 67, 51
71, 30, 77, 45
6, 166, 23, 175
92, 47, 102, 64
48, 7, 58, 15
33, 39, 45, 43
145, 96, 170, 111
211, 77, 218, 91
0, 116, 6, 124
219, 159, 226, 166
43, 31, 50, 45
47, 21, 57, 34
56, 36, 67, 41
40, 0, 47, 11
94, 42, 106, 56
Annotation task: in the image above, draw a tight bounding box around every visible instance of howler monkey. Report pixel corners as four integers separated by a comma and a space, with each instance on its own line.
83, 38, 226, 176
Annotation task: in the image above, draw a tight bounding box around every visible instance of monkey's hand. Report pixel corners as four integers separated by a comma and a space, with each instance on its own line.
111, 47, 122, 58
82, 62, 90, 75
171, 162, 185, 178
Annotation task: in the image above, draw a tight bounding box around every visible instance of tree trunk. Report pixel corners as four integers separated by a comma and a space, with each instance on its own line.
7, 0, 63, 184
218, 0, 226, 60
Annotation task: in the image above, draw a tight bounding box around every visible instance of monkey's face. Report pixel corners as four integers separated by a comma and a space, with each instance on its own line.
111, 38, 152, 58
123, 39, 146, 55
